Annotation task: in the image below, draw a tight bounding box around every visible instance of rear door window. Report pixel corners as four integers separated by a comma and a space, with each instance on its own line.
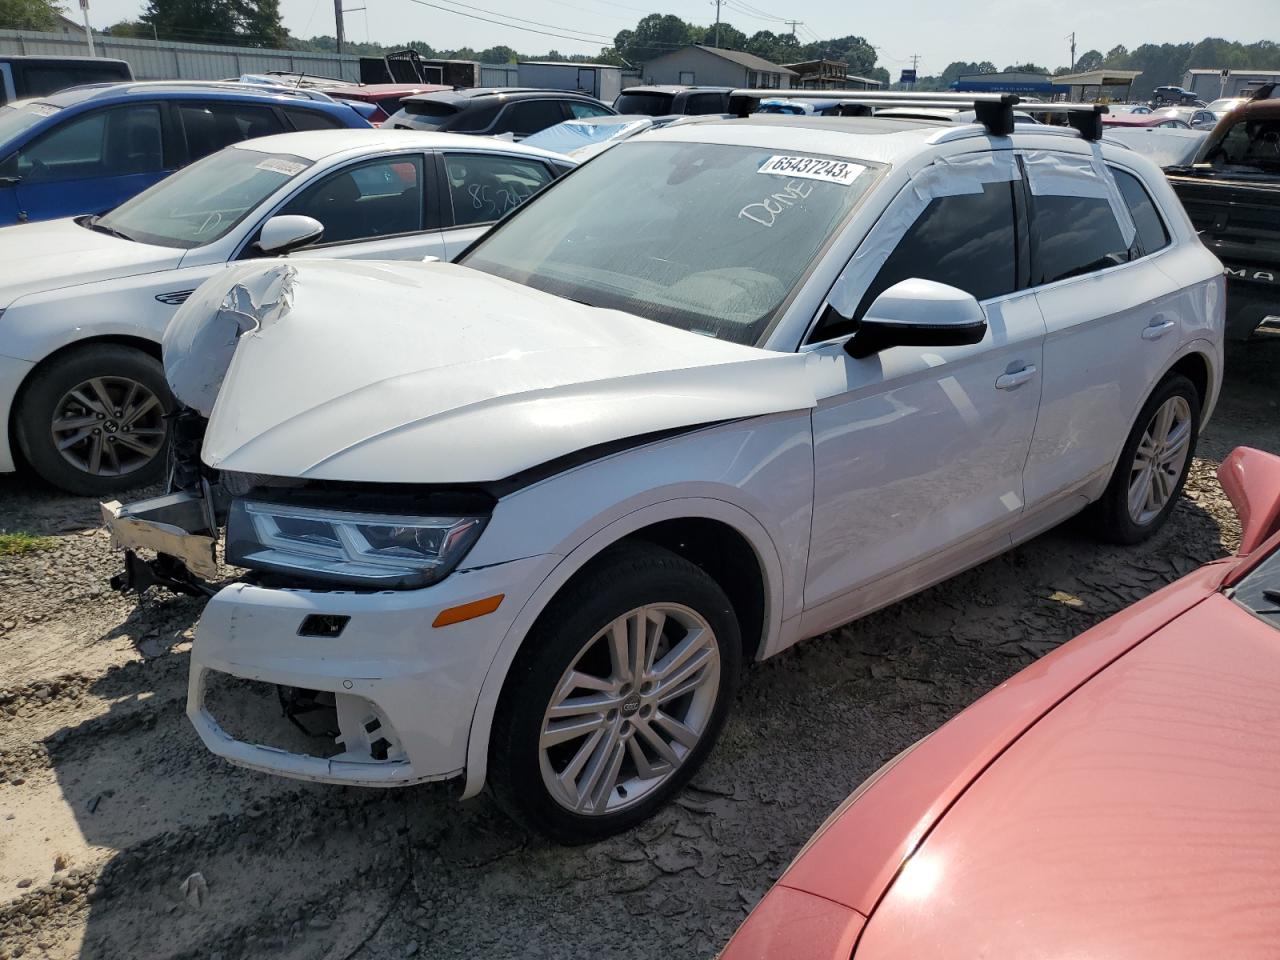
179, 102, 285, 162
1030, 193, 1131, 285
443, 152, 555, 226
1111, 167, 1169, 256
16, 104, 164, 182
279, 155, 425, 245
568, 101, 612, 119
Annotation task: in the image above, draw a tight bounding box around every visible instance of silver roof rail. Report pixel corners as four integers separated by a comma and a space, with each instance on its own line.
727, 89, 1109, 140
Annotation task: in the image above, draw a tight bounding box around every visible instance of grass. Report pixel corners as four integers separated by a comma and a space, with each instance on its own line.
0, 532, 55, 557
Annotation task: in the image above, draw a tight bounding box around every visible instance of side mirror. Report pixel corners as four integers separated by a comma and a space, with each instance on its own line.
844, 278, 988, 359
1218, 447, 1280, 555
256, 215, 324, 255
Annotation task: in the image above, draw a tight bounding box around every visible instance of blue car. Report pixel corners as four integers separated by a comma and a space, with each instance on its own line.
0, 81, 372, 226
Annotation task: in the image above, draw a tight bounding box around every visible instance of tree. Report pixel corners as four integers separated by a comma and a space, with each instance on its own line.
105, 19, 157, 38
0, 0, 62, 30
143, 0, 238, 44
1074, 49, 1104, 72
614, 14, 695, 65
1003, 62, 1049, 74
477, 44, 517, 63
235, 0, 287, 48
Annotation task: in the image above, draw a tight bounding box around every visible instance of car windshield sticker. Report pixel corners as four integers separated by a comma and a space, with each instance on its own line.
757, 155, 864, 185
27, 103, 59, 117
255, 158, 307, 176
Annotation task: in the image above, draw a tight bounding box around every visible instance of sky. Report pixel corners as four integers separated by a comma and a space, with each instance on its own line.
78, 0, 1280, 75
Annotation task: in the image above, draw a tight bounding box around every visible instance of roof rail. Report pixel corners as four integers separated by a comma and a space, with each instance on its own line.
727, 89, 1109, 140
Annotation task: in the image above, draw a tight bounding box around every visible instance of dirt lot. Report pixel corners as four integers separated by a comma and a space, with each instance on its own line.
2, 337, 1278, 960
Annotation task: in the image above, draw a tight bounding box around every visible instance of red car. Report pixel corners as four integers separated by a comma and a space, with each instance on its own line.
322, 83, 451, 125
723, 445, 1280, 960
1102, 112, 1192, 129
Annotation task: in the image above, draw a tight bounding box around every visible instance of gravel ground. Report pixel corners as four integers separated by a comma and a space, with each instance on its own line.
2, 336, 1279, 960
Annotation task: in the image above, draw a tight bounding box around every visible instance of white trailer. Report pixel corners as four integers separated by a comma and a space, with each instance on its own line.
516, 61, 622, 103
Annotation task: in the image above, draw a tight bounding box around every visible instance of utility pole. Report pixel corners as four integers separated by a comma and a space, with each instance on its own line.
334, 0, 345, 54
906, 53, 920, 88
79, 0, 96, 57
711, 0, 722, 48
784, 20, 802, 37
1068, 31, 1076, 71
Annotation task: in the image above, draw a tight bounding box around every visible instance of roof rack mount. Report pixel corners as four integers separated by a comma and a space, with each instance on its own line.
727, 89, 1109, 140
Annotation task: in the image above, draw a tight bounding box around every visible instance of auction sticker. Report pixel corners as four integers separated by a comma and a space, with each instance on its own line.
255, 158, 308, 176
757, 155, 863, 185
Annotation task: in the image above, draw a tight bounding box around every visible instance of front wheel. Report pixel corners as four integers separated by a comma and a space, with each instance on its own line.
15, 344, 172, 496
488, 542, 742, 844
1092, 373, 1201, 544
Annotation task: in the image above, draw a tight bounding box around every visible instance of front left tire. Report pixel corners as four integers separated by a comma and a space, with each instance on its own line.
15, 344, 173, 496
488, 542, 742, 844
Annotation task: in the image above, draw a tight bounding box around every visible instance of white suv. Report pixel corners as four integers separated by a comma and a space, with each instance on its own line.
107, 108, 1225, 843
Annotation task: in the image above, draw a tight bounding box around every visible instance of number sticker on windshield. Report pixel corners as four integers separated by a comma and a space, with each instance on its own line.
255, 158, 307, 176
758, 155, 863, 185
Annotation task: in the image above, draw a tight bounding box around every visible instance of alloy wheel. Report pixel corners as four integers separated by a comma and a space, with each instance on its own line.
50, 376, 166, 478
1127, 394, 1192, 525
538, 603, 720, 816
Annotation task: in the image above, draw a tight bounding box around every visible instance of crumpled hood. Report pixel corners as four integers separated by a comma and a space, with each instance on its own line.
0, 217, 184, 309
179, 259, 815, 483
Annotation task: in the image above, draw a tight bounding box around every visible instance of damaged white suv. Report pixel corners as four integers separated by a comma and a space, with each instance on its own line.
106, 105, 1225, 842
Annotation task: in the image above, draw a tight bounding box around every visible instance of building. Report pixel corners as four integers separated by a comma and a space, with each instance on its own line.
642, 45, 795, 89
843, 74, 883, 90
1053, 69, 1143, 103
784, 58, 846, 89
953, 69, 1069, 96
1183, 68, 1280, 100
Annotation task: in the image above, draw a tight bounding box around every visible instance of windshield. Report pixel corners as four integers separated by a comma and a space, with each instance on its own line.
521, 118, 649, 154
614, 92, 675, 116
1201, 116, 1280, 171
461, 140, 883, 345
0, 102, 58, 146
97, 146, 312, 248
1229, 547, 1280, 628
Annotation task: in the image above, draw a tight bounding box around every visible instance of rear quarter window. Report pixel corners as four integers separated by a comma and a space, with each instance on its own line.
1112, 167, 1170, 256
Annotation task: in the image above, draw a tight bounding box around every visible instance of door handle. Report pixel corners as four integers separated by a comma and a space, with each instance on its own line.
995, 364, 1037, 390
1142, 319, 1176, 341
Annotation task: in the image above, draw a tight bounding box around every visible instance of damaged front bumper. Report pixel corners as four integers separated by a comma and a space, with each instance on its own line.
187, 555, 555, 786
102, 489, 223, 595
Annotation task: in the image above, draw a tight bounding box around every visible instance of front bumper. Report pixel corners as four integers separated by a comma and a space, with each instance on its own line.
1222, 269, 1280, 340
187, 553, 556, 786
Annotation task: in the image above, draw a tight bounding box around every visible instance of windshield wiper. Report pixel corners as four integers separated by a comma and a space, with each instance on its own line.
85, 215, 134, 242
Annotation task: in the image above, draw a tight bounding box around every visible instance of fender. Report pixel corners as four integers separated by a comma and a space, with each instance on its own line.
459, 495, 785, 800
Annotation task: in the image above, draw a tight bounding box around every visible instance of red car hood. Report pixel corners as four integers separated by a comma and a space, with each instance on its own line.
854, 592, 1280, 958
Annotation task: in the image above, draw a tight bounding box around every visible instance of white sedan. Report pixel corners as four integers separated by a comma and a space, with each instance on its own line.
0, 130, 572, 493
112, 105, 1224, 842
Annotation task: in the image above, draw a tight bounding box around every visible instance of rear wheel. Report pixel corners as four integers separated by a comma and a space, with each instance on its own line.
1092, 373, 1200, 544
488, 542, 742, 843
15, 345, 172, 496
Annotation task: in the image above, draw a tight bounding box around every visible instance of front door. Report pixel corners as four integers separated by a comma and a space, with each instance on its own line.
13, 104, 170, 222
802, 155, 1045, 626
275, 153, 448, 262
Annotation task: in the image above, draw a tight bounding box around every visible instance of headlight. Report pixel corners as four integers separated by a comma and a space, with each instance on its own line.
226, 499, 487, 589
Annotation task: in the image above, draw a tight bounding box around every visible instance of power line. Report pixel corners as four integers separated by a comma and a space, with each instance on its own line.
403, 0, 613, 44
425, 0, 614, 40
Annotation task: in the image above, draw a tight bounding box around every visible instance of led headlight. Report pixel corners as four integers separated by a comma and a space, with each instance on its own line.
226, 499, 487, 589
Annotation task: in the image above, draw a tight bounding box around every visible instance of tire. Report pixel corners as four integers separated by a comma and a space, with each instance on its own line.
1091, 373, 1201, 545
14, 344, 173, 497
488, 542, 743, 844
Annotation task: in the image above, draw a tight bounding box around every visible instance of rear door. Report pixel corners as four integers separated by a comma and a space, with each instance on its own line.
12, 103, 169, 221
269, 152, 447, 261
436, 150, 561, 259
1021, 153, 1183, 510
176, 100, 287, 165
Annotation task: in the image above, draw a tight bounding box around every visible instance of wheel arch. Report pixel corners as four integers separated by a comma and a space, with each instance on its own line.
7, 334, 163, 469
461, 496, 784, 799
